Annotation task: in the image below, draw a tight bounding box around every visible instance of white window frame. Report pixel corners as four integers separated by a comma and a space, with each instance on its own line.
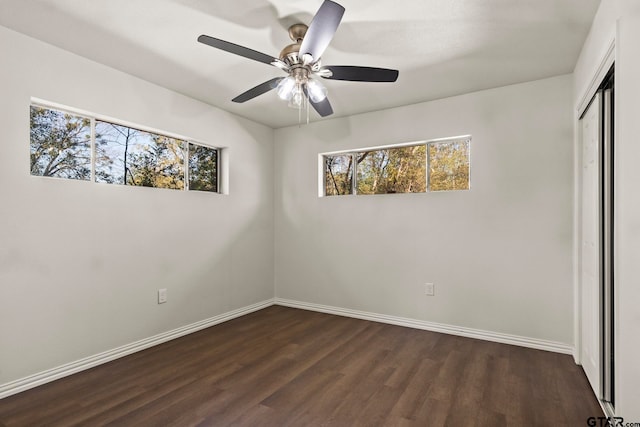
30, 98, 222, 194
319, 135, 471, 197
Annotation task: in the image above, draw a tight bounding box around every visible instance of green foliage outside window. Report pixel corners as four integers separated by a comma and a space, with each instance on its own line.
30, 106, 91, 180
324, 137, 469, 196
428, 140, 470, 192
30, 104, 219, 193
188, 143, 218, 192
325, 154, 353, 196
95, 121, 184, 190
357, 145, 426, 194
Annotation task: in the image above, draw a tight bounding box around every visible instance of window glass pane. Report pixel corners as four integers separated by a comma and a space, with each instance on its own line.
428, 139, 470, 191
188, 143, 218, 192
325, 154, 353, 196
30, 106, 91, 180
95, 121, 184, 190
356, 145, 426, 194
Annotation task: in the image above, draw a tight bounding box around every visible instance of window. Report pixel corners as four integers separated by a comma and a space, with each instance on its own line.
357, 145, 426, 194
324, 154, 353, 196
95, 121, 185, 189
323, 136, 470, 196
30, 103, 219, 193
428, 139, 470, 192
188, 143, 218, 193
30, 105, 92, 180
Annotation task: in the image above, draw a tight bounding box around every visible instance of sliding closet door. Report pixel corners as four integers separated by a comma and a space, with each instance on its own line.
601, 79, 614, 407
580, 92, 602, 397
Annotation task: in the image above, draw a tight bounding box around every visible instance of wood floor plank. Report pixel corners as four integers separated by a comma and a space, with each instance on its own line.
385, 357, 441, 420
0, 306, 604, 426
412, 397, 452, 427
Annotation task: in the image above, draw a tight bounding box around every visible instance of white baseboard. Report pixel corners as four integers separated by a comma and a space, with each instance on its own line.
1, 297, 574, 399
274, 298, 574, 355
573, 347, 581, 365
0, 299, 275, 399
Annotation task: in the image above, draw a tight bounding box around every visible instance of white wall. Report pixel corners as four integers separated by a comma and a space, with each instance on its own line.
274, 75, 574, 345
573, 0, 640, 419
0, 25, 274, 385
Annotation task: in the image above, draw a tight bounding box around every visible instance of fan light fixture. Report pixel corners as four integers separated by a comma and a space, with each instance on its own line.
271, 24, 331, 122
307, 78, 328, 103
276, 74, 327, 108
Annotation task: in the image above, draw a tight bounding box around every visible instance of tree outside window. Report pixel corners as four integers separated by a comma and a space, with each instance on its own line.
323, 137, 470, 196
356, 145, 426, 194
428, 139, 470, 192
30, 106, 91, 180
95, 121, 184, 190
325, 154, 354, 196
30, 104, 220, 194
188, 143, 218, 192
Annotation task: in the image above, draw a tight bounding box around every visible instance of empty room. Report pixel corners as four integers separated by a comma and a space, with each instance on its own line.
1, 0, 639, 425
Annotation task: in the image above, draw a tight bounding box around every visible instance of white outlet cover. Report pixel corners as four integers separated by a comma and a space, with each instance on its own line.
425, 283, 435, 296
158, 289, 167, 304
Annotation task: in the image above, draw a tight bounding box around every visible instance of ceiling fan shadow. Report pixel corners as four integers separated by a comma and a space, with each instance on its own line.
175, 0, 447, 62
176, 0, 324, 54
327, 20, 477, 58
173, 0, 276, 28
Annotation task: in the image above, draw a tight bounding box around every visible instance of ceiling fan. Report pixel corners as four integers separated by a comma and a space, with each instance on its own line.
197, 0, 399, 119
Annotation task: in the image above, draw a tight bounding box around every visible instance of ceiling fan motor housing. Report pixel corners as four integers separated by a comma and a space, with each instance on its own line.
280, 24, 309, 67
280, 43, 301, 65
288, 23, 307, 42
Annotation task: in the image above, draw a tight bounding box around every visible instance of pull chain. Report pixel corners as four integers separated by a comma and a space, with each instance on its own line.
306, 91, 310, 124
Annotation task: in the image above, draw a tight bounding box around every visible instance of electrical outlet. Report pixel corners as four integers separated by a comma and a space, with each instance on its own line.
425, 283, 435, 296
158, 288, 167, 304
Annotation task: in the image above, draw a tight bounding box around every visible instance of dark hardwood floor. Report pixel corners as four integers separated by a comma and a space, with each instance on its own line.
0, 306, 602, 426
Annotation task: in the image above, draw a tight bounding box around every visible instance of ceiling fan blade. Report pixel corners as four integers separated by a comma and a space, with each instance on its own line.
322, 66, 399, 82
198, 35, 277, 66
232, 77, 284, 103
299, 0, 345, 63
309, 96, 334, 117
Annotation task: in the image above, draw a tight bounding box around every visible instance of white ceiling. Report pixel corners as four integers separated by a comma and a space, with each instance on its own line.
0, 0, 600, 128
